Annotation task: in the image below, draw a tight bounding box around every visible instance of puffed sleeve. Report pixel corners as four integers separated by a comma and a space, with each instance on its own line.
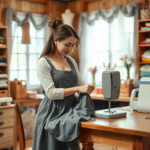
67, 56, 85, 86
37, 57, 64, 100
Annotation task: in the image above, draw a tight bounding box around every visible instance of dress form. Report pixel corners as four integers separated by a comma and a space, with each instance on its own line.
61, 8, 74, 28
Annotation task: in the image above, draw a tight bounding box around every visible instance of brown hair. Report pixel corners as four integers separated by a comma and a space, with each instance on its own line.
39, 17, 80, 59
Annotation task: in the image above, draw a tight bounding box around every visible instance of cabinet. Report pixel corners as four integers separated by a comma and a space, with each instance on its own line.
138, 19, 150, 80
0, 105, 16, 150
0, 26, 10, 96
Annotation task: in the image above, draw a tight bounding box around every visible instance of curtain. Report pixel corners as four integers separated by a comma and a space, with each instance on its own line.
78, 3, 140, 86
5, 8, 49, 64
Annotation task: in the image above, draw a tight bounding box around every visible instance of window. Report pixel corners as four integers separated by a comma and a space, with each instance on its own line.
10, 13, 48, 89
80, 12, 134, 86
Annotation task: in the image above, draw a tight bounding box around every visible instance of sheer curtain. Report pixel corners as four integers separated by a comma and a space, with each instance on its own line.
79, 11, 135, 86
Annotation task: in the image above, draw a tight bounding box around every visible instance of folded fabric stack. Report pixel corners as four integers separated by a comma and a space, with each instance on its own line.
140, 65, 150, 77
140, 38, 150, 45
141, 50, 150, 62
140, 22, 150, 31
0, 67, 8, 87
0, 36, 6, 47
0, 55, 6, 64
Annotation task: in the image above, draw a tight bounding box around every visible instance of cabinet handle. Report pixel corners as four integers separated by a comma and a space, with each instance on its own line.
0, 121, 4, 125
0, 111, 3, 115
0, 132, 4, 136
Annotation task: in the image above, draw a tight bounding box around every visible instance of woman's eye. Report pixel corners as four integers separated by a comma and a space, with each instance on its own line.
65, 45, 70, 47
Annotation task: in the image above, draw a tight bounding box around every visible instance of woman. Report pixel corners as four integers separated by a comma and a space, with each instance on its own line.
32, 17, 95, 150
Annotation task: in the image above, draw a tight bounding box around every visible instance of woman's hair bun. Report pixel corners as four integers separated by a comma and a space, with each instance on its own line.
49, 17, 63, 30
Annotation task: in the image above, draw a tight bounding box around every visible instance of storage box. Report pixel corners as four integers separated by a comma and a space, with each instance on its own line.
120, 79, 133, 97
0, 90, 8, 97
10, 79, 27, 99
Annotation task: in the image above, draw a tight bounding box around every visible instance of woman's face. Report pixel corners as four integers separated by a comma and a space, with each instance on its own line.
54, 36, 77, 56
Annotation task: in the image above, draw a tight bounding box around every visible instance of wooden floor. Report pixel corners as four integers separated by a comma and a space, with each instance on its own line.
15, 139, 129, 150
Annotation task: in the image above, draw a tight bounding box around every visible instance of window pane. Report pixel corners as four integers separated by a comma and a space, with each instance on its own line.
29, 39, 37, 53
37, 28, 44, 38
19, 70, 27, 81
10, 71, 18, 81
29, 70, 38, 85
12, 38, 18, 53
110, 35, 121, 51
37, 39, 44, 53
30, 22, 36, 38
37, 53, 41, 59
10, 54, 18, 70
18, 54, 27, 69
111, 51, 123, 67
17, 26, 22, 37
29, 54, 37, 69
18, 38, 27, 53
95, 36, 109, 51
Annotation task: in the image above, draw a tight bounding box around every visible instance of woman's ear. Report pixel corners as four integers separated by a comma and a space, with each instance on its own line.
54, 37, 57, 45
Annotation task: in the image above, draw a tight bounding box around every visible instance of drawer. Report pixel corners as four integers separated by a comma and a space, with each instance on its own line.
0, 117, 14, 129
0, 108, 14, 118
0, 127, 13, 148
0, 90, 8, 97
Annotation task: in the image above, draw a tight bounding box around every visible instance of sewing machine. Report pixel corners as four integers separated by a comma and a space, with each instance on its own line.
130, 77, 150, 113
92, 71, 126, 119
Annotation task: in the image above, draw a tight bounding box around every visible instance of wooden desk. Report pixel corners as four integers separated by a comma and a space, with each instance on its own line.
13, 93, 132, 112
78, 107, 150, 150
13, 97, 42, 113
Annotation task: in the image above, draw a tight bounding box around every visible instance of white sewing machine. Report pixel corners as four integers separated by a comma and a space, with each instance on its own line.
130, 77, 150, 113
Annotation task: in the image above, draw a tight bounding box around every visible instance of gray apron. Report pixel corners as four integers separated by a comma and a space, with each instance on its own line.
32, 56, 95, 150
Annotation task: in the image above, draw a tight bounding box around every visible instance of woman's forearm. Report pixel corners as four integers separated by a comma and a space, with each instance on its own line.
64, 87, 79, 97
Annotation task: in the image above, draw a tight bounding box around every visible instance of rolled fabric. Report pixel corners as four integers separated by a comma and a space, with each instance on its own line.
140, 65, 150, 72
141, 57, 150, 62
140, 71, 150, 77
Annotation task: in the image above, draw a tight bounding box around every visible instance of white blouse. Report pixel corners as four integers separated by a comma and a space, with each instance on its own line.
37, 56, 84, 100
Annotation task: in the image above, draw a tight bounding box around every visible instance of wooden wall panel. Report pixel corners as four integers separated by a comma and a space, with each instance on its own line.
85, 0, 142, 11
48, 1, 66, 20
3, 0, 47, 14
67, 1, 82, 32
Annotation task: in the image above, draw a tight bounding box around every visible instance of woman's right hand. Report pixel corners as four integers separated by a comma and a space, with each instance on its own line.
78, 85, 95, 95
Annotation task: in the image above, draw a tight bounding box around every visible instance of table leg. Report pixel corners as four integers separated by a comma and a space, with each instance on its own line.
82, 142, 94, 150
133, 136, 150, 150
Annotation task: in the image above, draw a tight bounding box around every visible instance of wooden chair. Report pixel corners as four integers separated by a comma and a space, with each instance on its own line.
15, 103, 32, 150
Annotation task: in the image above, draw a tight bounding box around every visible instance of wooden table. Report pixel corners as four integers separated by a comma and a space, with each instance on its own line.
78, 107, 150, 150
13, 93, 133, 112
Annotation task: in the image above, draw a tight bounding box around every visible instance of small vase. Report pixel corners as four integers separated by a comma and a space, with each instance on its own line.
127, 68, 130, 79
92, 73, 96, 87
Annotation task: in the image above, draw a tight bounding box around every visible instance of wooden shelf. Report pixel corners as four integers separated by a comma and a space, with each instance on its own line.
138, 19, 150, 79
0, 46, 7, 49
0, 86, 8, 88
0, 26, 9, 97
139, 30, 150, 33
139, 44, 150, 47
0, 64, 7, 66
138, 19, 150, 22
139, 62, 150, 64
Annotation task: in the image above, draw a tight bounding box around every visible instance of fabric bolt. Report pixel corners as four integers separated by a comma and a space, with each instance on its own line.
140, 65, 150, 72
32, 56, 95, 150
141, 57, 150, 62
140, 71, 150, 77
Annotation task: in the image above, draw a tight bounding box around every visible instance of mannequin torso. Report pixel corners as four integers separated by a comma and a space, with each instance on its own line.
61, 9, 74, 28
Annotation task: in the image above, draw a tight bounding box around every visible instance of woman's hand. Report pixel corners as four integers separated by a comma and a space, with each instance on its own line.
78, 85, 95, 94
